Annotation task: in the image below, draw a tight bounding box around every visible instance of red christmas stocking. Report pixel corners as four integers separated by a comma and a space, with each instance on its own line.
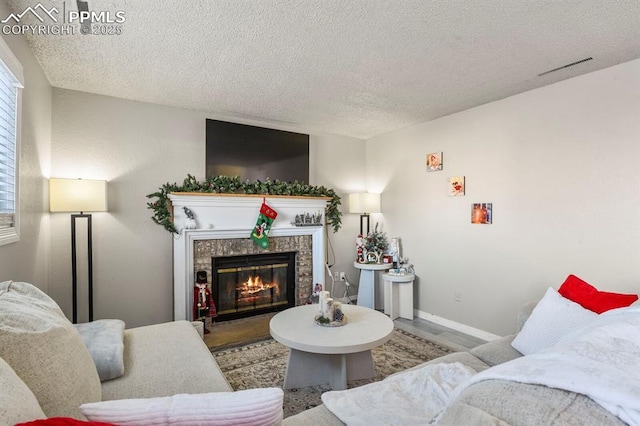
251, 199, 278, 249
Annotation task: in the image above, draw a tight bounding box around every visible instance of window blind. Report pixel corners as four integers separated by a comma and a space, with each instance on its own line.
0, 62, 17, 229
0, 38, 23, 245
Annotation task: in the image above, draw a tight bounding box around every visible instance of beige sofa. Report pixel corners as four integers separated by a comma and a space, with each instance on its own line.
3, 280, 634, 425
0, 281, 234, 424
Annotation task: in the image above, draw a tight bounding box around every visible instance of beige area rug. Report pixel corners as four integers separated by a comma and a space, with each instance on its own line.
211, 328, 453, 419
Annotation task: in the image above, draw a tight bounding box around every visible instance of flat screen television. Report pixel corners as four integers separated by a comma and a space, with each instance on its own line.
205, 119, 309, 183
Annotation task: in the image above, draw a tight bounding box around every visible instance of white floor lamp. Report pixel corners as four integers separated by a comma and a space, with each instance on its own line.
50, 178, 108, 323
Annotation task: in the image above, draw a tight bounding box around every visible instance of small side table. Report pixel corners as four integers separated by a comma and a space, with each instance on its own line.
382, 273, 415, 320
354, 261, 392, 310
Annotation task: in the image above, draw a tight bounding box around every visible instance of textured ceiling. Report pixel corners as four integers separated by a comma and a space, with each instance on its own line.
5, 0, 640, 139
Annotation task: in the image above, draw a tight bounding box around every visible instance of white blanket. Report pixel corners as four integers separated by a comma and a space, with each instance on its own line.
322, 306, 640, 426
453, 305, 640, 426
321, 362, 476, 426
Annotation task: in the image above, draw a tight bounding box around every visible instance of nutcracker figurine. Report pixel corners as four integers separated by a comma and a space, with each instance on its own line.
356, 234, 365, 263
193, 270, 216, 334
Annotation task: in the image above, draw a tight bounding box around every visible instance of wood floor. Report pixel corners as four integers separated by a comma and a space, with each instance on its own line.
205, 309, 488, 352
204, 312, 275, 349
393, 316, 487, 352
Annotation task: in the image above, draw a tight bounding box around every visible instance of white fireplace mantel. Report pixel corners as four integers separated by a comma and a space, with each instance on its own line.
168, 193, 330, 321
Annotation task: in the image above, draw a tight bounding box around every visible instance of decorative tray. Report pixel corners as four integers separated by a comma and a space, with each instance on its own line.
314, 314, 347, 327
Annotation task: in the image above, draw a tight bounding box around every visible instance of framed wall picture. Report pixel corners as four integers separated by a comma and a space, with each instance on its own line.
471, 203, 492, 224
449, 176, 465, 196
426, 152, 443, 171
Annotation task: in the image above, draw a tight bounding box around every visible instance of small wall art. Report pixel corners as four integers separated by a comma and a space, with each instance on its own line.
471, 203, 492, 224
426, 152, 443, 171
449, 176, 465, 196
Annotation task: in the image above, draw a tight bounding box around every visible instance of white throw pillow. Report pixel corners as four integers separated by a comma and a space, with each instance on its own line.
80, 387, 284, 426
511, 287, 598, 355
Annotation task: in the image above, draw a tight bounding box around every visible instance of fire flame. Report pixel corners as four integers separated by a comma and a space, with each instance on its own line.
237, 276, 279, 298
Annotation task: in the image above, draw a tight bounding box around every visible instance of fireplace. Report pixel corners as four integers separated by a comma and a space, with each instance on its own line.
212, 252, 296, 321
167, 193, 329, 322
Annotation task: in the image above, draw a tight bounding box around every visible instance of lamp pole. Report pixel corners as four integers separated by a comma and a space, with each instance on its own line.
360, 213, 370, 236
71, 213, 93, 323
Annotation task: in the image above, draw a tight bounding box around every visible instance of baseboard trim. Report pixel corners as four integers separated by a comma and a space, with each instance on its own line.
414, 309, 501, 342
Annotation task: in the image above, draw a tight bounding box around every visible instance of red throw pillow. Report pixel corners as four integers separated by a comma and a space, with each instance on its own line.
558, 274, 638, 314
17, 418, 115, 426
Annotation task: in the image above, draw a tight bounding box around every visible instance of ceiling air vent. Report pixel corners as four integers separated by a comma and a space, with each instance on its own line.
538, 57, 593, 77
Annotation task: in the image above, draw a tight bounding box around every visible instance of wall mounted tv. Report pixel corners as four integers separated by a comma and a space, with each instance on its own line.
206, 119, 310, 183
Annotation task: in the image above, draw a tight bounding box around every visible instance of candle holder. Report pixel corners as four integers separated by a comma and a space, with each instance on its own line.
315, 292, 347, 327
314, 313, 347, 327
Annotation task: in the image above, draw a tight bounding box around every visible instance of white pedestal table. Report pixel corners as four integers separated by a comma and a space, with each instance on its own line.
382, 273, 415, 320
269, 304, 394, 390
353, 261, 392, 310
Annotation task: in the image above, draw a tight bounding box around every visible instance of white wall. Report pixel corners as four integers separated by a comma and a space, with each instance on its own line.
367, 59, 640, 336
50, 89, 365, 327
310, 132, 368, 294
0, 5, 52, 291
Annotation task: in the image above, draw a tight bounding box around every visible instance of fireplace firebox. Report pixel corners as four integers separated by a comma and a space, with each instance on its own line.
212, 252, 296, 321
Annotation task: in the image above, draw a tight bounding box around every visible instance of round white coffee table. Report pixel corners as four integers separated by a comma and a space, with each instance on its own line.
269, 304, 394, 390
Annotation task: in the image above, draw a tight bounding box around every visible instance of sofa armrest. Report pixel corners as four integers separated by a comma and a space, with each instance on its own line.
191, 320, 205, 339
469, 335, 522, 366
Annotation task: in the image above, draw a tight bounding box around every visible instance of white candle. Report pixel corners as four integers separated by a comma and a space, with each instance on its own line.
319, 290, 330, 314
325, 298, 334, 320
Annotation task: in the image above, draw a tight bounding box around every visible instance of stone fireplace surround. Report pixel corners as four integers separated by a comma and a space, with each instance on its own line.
194, 235, 312, 317
168, 193, 329, 321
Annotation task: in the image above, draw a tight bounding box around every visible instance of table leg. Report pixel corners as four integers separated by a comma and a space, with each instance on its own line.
283, 349, 375, 390
383, 278, 391, 315
356, 269, 375, 308
332, 354, 348, 390
344, 350, 375, 383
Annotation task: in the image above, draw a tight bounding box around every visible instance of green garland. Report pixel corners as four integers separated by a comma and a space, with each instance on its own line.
146, 174, 342, 234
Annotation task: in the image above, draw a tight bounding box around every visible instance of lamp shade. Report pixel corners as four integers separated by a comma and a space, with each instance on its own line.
49, 178, 108, 212
348, 193, 381, 214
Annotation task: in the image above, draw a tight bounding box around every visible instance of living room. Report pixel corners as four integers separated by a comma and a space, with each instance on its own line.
1, 2, 640, 425
1, 1, 639, 341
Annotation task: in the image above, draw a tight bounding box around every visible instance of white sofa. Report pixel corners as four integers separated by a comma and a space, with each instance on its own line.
0, 281, 284, 425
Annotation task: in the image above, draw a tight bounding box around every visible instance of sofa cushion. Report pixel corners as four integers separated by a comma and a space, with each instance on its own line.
0, 356, 47, 424
101, 320, 232, 401
511, 287, 597, 355
80, 388, 284, 426
558, 274, 638, 313
75, 319, 126, 381
0, 281, 102, 418
437, 380, 626, 426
